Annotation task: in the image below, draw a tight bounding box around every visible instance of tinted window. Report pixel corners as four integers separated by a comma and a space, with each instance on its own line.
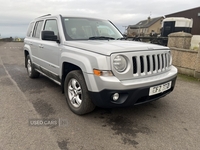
26, 22, 34, 37
32, 20, 44, 38
44, 20, 58, 36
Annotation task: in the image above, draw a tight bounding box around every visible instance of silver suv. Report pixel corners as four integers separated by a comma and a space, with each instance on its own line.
24, 14, 177, 115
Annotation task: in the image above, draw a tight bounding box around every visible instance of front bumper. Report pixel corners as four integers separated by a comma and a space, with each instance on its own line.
89, 76, 177, 108
84, 66, 177, 92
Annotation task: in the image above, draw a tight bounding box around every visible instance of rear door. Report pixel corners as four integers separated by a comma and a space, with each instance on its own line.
31, 20, 44, 65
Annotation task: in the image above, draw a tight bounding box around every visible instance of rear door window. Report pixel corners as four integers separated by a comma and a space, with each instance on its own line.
32, 20, 44, 38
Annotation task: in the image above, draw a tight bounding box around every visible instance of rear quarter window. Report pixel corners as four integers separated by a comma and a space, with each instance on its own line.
26, 22, 34, 37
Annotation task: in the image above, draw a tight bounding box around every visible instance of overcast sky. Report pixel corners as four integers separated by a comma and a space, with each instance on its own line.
0, 0, 199, 38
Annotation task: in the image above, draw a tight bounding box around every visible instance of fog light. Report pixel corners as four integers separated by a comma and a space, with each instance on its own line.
113, 93, 119, 101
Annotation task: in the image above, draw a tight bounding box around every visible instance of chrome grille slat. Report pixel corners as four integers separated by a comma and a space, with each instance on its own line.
154, 54, 158, 73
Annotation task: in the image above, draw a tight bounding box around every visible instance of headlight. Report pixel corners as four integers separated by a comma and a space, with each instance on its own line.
113, 55, 127, 72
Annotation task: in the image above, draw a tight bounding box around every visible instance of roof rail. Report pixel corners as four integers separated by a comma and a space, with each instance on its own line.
37, 14, 51, 18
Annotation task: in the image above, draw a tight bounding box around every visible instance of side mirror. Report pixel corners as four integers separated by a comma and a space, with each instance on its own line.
41, 30, 59, 42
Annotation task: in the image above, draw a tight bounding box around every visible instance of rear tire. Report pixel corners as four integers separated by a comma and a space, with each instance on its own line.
26, 55, 40, 78
64, 70, 95, 115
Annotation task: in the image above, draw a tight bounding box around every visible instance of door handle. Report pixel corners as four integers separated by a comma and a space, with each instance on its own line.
29, 42, 33, 45
39, 44, 44, 48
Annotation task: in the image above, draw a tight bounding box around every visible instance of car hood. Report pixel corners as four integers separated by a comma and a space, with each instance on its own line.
64, 40, 169, 56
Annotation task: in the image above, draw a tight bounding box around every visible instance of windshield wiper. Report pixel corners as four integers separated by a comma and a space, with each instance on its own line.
117, 37, 127, 40
89, 36, 115, 40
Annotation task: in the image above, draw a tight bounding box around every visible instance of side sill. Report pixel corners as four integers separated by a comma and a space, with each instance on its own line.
35, 69, 61, 86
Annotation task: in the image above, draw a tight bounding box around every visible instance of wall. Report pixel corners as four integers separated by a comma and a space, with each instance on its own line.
170, 48, 199, 77
168, 32, 200, 79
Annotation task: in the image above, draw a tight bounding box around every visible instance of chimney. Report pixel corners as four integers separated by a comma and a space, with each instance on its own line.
147, 16, 151, 23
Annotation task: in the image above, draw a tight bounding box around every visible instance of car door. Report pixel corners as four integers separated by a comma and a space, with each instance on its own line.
39, 19, 60, 81
31, 20, 44, 65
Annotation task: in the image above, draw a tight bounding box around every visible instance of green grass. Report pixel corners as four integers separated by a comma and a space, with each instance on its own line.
178, 73, 200, 82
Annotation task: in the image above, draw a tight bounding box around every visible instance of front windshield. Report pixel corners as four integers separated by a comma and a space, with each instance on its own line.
62, 17, 123, 40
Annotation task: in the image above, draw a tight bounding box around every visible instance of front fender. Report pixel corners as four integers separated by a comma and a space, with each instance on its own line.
60, 52, 93, 74
60, 52, 97, 91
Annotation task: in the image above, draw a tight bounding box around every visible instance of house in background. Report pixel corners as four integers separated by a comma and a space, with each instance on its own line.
166, 6, 200, 35
127, 16, 164, 37
14, 38, 22, 42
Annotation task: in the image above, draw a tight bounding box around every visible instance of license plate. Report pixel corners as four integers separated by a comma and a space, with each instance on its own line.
149, 81, 172, 96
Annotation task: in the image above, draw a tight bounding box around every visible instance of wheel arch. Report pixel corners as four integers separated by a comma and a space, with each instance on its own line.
61, 62, 82, 93
24, 50, 29, 68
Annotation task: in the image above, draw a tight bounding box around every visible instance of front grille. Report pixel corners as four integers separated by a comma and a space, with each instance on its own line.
132, 52, 170, 77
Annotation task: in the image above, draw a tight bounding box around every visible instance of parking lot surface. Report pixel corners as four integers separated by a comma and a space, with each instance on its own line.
0, 42, 200, 150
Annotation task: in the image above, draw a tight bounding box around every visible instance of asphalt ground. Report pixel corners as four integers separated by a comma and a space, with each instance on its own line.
0, 42, 200, 150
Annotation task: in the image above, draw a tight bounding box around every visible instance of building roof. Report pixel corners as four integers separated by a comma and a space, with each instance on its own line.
129, 16, 163, 29
166, 6, 200, 16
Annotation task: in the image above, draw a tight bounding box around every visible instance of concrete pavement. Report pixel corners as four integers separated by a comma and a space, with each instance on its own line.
0, 42, 60, 150
0, 42, 200, 150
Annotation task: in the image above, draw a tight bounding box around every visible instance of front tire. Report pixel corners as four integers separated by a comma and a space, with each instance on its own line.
26, 55, 40, 78
64, 70, 95, 115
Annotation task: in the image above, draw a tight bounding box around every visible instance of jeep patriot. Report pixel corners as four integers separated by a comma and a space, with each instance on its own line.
24, 14, 177, 115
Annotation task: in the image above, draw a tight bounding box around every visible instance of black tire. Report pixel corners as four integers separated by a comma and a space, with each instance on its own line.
26, 55, 40, 78
64, 70, 95, 115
